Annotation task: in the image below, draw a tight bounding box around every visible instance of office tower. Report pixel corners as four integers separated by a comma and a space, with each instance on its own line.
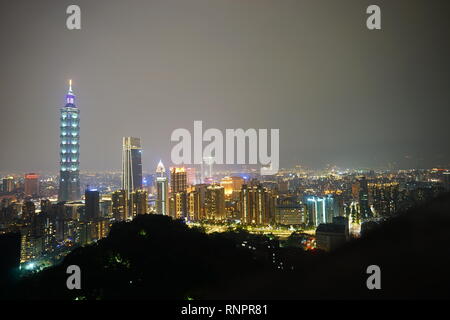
22, 201, 36, 221
275, 196, 307, 226
24, 173, 39, 197
58, 80, 81, 202
2, 177, 15, 193
155, 160, 169, 215
131, 189, 148, 216
112, 190, 128, 221
358, 177, 372, 219
121, 137, 143, 196
307, 194, 343, 226
49, 202, 66, 242
220, 176, 245, 198
239, 184, 274, 225
100, 199, 113, 218
40, 199, 52, 213
169, 167, 187, 219
324, 194, 343, 223
369, 182, 399, 217
205, 185, 225, 220
156, 160, 166, 177
170, 167, 187, 193
187, 188, 200, 221
306, 196, 326, 227
187, 184, 207, 221
85, 188, 100, 221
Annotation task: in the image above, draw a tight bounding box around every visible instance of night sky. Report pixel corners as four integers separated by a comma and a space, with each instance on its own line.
0, 0, 449, 172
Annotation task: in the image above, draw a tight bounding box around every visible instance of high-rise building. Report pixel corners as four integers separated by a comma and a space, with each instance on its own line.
24, 173, 39, 197
205, 185, 225, 220
58, 80, 81, 202
369, 182, 399, 217
155, 160, 169, 215
306, 194, 342, 227
170, 167, 187, 193
187, 184, 207, 221
169, 167, 188, 219
130, 189, 148, 216
358, 177, 372, 219
112, 190, 128, 221
239, 184, 274, 225
220, 176, 244, 198
2, 177, 15, 193
274, 196, 307, 226
85, 188, 100, 221
22, 201, 36, 221
121, 137, 143, 196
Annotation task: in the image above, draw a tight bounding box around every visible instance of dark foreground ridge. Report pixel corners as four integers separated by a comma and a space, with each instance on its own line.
4, 193, 450, 300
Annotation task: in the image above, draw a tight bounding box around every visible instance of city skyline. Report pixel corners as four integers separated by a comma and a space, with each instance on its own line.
2, 0, 450, 304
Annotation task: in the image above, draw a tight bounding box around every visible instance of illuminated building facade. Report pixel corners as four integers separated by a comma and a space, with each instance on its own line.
24, 173, 39, 197
239, 184, 274, 225
220, 176, 244, 199
205, 185, 225, 220
121, 137, 143, 196
112, 189, 128, 221
169, 167, 188, 218
2, 176, 15, 193
187, 184, 207, 221
306, 194, 342, 227
85, 188, 100, 221
170, 167, 187, 193
358, 177, 372, 219
155, 160, 169, 215
131, 189, 148, 216
58, 80, 81, 202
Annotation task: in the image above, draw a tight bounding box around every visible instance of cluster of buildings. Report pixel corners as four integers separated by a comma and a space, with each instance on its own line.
1, 81, 450, 271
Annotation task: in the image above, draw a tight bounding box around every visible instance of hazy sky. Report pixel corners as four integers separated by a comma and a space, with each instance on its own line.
0, 0, 449, 172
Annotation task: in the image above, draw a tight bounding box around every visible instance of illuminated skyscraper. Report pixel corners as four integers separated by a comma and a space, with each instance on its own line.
205, 185, 225, 220
358, 177, 372, 219
155, 160, 169, 215
24, 173, 39, 197
170, 167, 187, 193
220, 176, 244, 199
2, 177, 15, 193
85, 188, 100, 221
121, 137, 143, 196
58, 80, 81, 202
169, 167, 187, 219
130, 189, 148, 216
112, 189, 128, 221
239, 184, 274, 225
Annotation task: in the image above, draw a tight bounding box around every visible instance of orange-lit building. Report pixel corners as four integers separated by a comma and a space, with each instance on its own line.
220, 176, 244, 198
24, 173, 39, 197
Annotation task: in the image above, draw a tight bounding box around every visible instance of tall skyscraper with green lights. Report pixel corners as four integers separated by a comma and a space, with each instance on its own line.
58, 80, 81, 201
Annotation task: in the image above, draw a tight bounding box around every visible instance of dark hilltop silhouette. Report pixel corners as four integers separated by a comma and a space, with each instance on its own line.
4, 193, 450, 300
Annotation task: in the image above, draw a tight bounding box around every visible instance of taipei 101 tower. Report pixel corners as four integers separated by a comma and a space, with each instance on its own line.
58, 80, 81, 201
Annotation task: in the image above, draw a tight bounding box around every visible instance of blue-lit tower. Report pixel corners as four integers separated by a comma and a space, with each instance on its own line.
58, 80, 81, 201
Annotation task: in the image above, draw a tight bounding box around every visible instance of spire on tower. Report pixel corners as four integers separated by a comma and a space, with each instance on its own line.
65, 79, 76, 105
156, 160, 166, 176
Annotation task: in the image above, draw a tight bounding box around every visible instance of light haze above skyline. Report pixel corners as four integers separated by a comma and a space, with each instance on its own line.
1, 0, 449, 172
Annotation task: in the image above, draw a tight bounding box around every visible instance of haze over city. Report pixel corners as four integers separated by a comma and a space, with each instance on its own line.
1, 0, 449, 172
